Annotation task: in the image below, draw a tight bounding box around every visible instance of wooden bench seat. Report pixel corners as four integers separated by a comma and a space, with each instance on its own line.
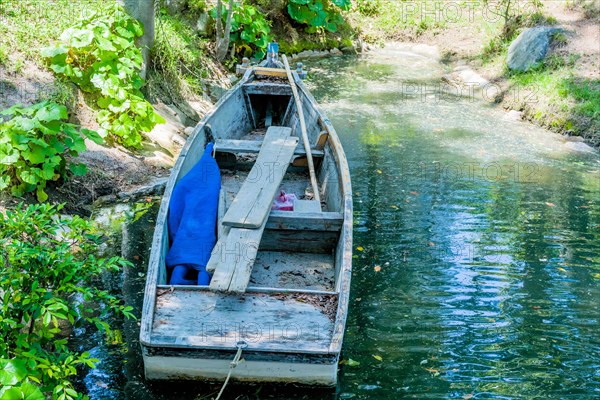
215, 139, 324, 158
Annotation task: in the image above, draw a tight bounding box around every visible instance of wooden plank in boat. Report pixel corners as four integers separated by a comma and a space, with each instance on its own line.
251, 66, 289, 78
217, 188, 227, 240
261, 229, 338, 254
151, 290, 335, 353
215, 139, 324, 158
209, 219, 268, 292
222, 127, 298, 229
227, 225, 266, 293
315, 130, 329, 150
266, 211, 343, 231
243, 82, 292, 96
293, 199, 322, 213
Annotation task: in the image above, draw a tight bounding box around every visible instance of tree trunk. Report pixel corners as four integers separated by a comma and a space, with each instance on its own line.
119, 0, 155, 79
216, 0, 234, 62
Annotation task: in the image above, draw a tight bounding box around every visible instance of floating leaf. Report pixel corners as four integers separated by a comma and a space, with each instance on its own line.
557, 267, 567, 273
545, 202, 556, 207
340, 358, 360, 367
376, 169, 382, 174
356, 246, 364, 251
372, 355, 382, 361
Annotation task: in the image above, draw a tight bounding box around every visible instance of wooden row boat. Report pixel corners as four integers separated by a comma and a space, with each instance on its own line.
139, 65, 353, 386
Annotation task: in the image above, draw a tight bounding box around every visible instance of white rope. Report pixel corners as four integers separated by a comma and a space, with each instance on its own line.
214, 342, 246, 400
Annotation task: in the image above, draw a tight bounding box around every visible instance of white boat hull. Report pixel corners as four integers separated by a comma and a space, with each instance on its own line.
143, 354, 338, 385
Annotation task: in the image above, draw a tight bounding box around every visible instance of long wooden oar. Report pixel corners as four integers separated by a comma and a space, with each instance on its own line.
281, 54, 321, 206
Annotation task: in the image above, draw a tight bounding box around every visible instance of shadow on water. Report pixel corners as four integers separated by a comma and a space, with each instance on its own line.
83, 46, 600, 399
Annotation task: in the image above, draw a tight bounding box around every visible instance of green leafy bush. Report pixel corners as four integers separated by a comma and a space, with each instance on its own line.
0, 358, 44, 400
210, 2, 272, 59
287, 0, 351, 33
0, 203, 134, 400
0, 102, 103, 202
42, 4, 164, 148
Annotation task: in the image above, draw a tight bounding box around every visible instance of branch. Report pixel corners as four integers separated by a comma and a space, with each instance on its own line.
216, 0, 223, 40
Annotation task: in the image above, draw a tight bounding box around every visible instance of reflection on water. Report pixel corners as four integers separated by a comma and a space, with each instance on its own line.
310, 45, 600, 399
87, 45, 600, 399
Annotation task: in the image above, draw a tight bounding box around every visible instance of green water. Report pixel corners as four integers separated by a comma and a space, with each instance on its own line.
89, 45, 600, 399
310, 45, 600, 399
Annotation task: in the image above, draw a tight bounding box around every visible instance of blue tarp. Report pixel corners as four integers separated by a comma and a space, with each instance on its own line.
166, 142, 220, 285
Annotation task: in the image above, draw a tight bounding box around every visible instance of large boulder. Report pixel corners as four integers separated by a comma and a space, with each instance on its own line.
507, 26, 563, 72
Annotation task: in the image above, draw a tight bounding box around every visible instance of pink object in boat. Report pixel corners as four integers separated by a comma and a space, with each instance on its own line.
272, 191, 296, 211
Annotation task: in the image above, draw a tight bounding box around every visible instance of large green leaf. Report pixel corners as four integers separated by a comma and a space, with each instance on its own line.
21, 149, 47, 165
35, 103, 68, 123
326, 21, 338, 32
13, 117, 36, 132
16, 382, 44, 400
36, 187, 48, 202
0, 359, 27, 386
310, 10, 328, 26
69, 163, 88, 177
0, 147, 20, 165
331, 0, 352, 10
0, 176, 10, 190
60, 28, 94, 48
69, 136, 86, 154
20, 169, 40, 185
40, 45, 69, 58
40, 163, 57, 180
81, 129, 104, 145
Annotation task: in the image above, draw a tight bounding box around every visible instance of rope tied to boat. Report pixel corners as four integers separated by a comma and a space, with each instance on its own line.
214, 341, 247, 400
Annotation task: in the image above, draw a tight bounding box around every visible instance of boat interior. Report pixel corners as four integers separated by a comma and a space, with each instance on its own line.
147, 73, 350, 354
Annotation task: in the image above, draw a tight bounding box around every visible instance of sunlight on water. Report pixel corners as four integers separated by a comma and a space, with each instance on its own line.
307, 47, 600, 400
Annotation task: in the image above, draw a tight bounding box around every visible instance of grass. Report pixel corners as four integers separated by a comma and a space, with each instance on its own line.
0, 0, 104, 106
147, 8, 223, 103
0, 0, 105, 62
0, 43, 8, 66
505, 55, 600, 140
347, 0, 506, 42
